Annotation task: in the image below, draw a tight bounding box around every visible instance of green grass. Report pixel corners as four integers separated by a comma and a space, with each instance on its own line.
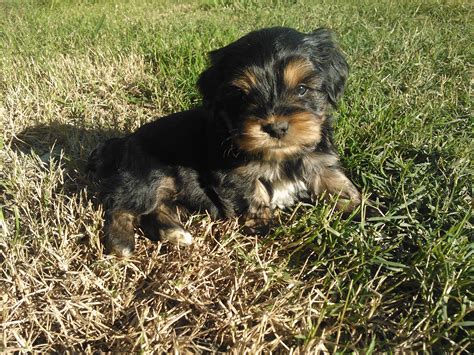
1, 0, 472, 352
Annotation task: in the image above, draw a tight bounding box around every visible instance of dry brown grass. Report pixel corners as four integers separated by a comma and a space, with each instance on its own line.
1, 207, 334, 352
0, 147, 341, 352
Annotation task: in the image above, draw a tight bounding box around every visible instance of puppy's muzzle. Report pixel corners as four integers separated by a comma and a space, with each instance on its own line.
262, 121, 289, 139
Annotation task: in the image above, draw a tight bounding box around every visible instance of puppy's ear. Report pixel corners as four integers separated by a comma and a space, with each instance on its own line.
309, 28, 349, 107
197, 47, 228, 107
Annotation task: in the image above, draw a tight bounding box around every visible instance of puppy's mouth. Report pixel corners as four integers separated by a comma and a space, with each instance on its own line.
236, 112, 324, 159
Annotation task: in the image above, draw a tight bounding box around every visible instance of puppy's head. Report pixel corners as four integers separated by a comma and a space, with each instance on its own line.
198, 27, 348, 160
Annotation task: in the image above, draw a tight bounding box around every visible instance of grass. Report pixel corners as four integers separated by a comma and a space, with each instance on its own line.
1, 0, 472, 352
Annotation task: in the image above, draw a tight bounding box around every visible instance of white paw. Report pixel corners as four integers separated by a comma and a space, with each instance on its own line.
163, 228, 193, 246
118, 247, 133, 257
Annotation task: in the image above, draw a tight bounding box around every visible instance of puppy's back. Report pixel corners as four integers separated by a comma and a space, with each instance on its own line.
87, 108, 210, 181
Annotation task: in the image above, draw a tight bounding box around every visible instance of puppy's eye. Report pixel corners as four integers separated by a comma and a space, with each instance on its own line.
296, 85, 309, 96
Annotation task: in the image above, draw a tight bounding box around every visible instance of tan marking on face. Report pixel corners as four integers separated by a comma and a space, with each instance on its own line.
236, 117, 272, 154
284, 112, 324, 147
231, 69, 258, 93
283, 58, 315, 88
237, 113, 325, 161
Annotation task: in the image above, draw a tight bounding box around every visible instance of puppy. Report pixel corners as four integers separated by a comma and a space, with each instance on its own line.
88, 27, 361, 256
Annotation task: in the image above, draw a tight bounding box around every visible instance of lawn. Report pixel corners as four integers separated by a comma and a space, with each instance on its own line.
1, 0, 472, 352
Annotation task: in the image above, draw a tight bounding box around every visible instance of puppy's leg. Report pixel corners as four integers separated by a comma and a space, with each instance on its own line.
242, 178, 272, 234
141, 203, 193, 246
311, 167, 361, 212
104, 210, 137, 256
139, 177, 193, 246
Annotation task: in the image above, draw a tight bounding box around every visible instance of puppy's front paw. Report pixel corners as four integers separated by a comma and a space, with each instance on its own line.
161, 228, 194, 246
336, 188, 361, 212
242, 206, 272, 235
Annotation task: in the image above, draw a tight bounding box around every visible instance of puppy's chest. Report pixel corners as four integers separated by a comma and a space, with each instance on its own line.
258, 165, 309, 209
266, 178, 308, 209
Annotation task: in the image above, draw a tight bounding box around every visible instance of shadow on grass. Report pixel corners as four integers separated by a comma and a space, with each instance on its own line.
13, 122, 123, 167
12, 122, 125, 193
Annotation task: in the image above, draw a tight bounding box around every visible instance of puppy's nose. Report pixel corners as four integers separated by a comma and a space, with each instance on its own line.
262, 121, 289, 139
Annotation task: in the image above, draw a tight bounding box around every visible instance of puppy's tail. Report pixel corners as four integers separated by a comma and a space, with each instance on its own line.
87, 137, 126, 180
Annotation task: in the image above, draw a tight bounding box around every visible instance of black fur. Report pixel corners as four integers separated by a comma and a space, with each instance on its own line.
88, 27, 360, 255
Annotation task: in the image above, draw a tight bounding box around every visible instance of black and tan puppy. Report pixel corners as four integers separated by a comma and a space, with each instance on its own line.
88, 27, 361, 256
